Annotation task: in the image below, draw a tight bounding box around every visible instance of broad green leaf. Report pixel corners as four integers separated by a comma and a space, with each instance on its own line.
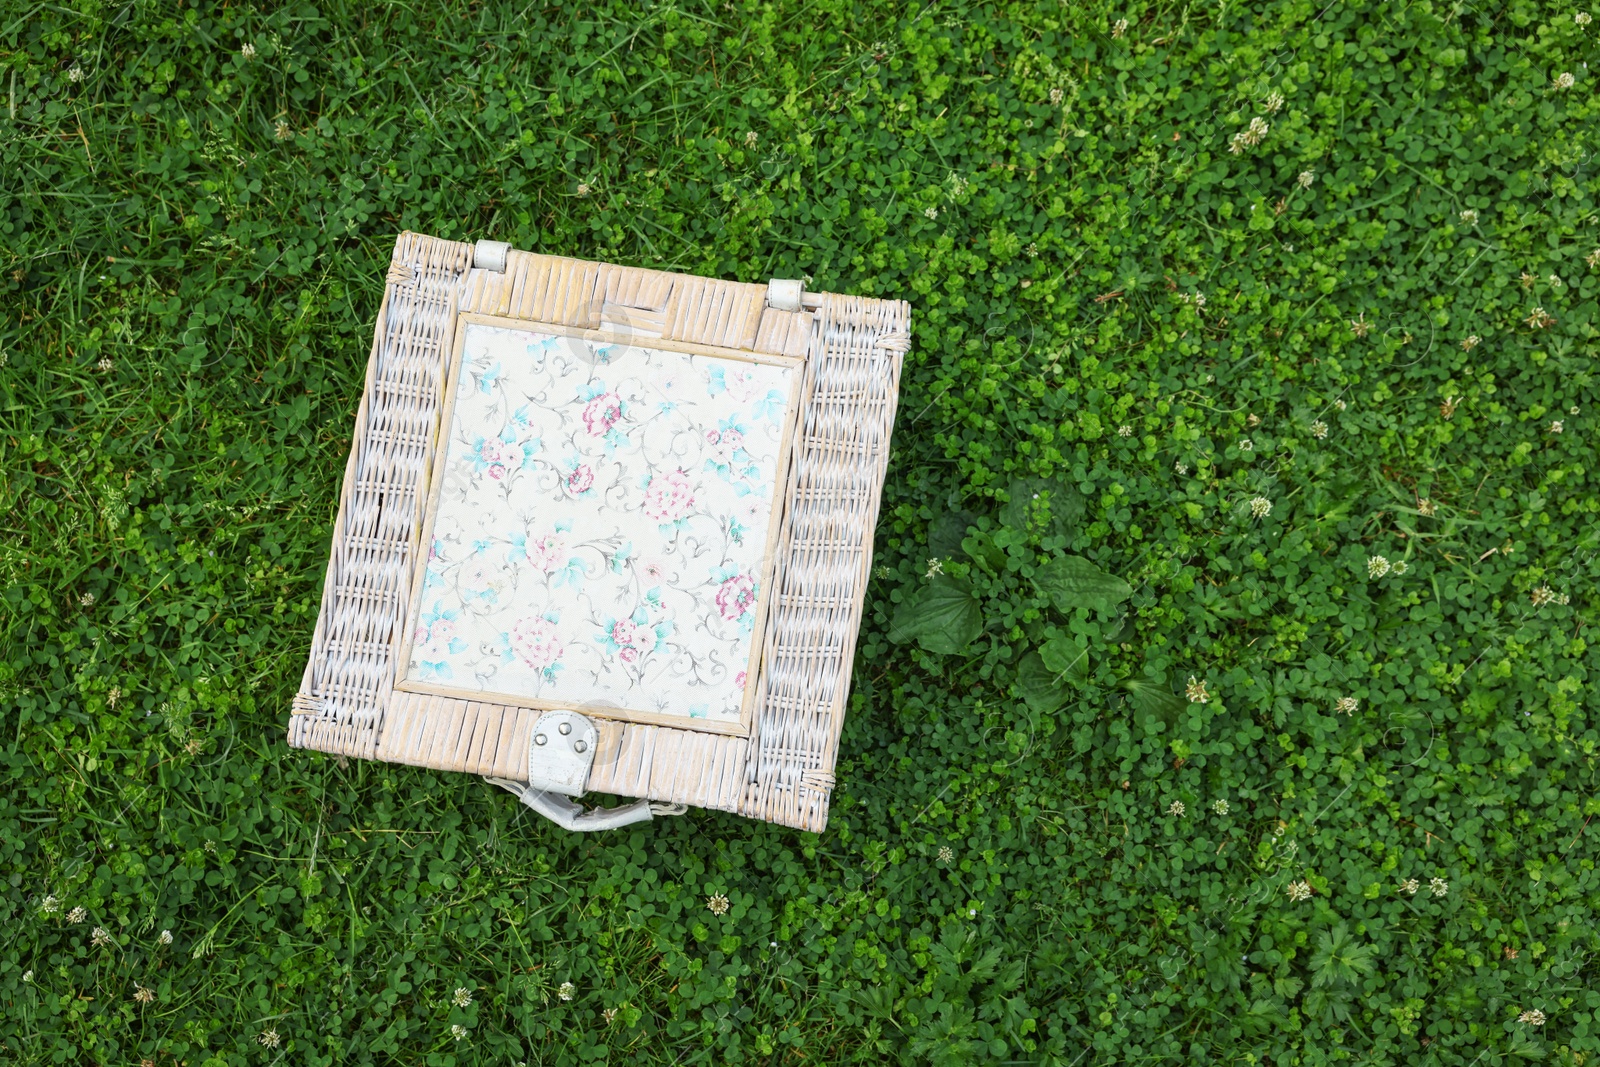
1015, 653, 1069, 715
960, 532, 1004, 576
1038, 636, 1090, 683
1035, 555, 1132, 614
888, 577, 983, 655
928, 509, 980, 560
1017, 639, 1091, 715
1124, 677, 1185, 723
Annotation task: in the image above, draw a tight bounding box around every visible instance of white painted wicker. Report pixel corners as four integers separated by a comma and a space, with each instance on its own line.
289, 232, 910, 831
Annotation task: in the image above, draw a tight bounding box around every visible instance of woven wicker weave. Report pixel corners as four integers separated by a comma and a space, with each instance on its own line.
290, 232, 910, 831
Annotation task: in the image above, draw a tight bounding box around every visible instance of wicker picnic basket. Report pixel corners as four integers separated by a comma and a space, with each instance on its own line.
288, 233, 910, 832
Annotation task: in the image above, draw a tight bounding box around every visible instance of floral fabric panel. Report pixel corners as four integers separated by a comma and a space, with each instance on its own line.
403, 322, 795, 725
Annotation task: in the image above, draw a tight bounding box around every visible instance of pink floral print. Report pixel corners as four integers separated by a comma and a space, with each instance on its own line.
642, 469, 696, 522
477, 437, 518, 479
527, 533, 565, 573
582, 392, 623, 437
566, 464, 594, 494
509, 616, 564, 670
715, 574, 757, 620
706, 428, 745, 466
610, 619, 653, 663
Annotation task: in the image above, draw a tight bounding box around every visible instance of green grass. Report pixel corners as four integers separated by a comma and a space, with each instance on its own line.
5, 0, 1600, 1064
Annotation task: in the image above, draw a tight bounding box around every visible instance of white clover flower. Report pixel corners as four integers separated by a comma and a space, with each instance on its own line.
1286, 881, 1312, 902
451, 1024, 468, 1041
1588, 248, 1600, 268
1526, 306, 1555, 328
67, 907, 87, 923
91, 927, 112, 948
1174, 460, 1189, 475
1249, 496, 1272, 519
1400, 878, 1420, 895
1577, 11, 1593, 25
96, 357, 113, 373
241, 43, 257, 60
40, 895, 59, 915
1298, 170, 1315, 188
558, 981, 576, 1001
1118, 424, 1133, 437
274, 119, 292, 141
707, 893, 730, 916
1311, 420, 1328, 439
258, 1029, 280, 1049
1229, 119, 1267, 154
158, 930, 173, 945
1519, 1009, 1547, 1025
576, 183, 591, 197
1367, 556, 1391, 579
79, 593, 96, 607
1049, 87, 1064, 105
1430, 877, 1449, 897
1554, 72, 1575, 90
134, 984, 155, 1004
1264, 90, 1284, 114
925, 558, 943, 578
1350, 313, 1372, 338
1238, 438, 1253, 452
1213, 799, 1230, 815
937, 846, 954, 863
1459, 208, 1479, 225
603, 1007, 619, 1024
1334, 398, 1348, 411
1392, 560, 1408, 575
453, 987, 473, 1008
743, 130, 758, 148
1462, 335, 1480, 351
1549, 420, 1563, 434
923, 206, 939, 219
1167, 800, 1186, 817
1112, 17, 1129, 37
1335, 697, 1359, 715
1186, 676, 1209, 703
67, 64, 84, 83
1531, 586, 1559, 607
1418, 498, 1435, 517
21, 970, 32, 983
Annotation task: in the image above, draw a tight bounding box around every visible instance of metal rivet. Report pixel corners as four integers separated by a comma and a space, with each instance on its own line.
534, 734, 547, 746
574, 740, 588, 753
558, 722, 572, 735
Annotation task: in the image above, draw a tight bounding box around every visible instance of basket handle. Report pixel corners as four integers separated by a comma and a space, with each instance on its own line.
484, 777, 686, 831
